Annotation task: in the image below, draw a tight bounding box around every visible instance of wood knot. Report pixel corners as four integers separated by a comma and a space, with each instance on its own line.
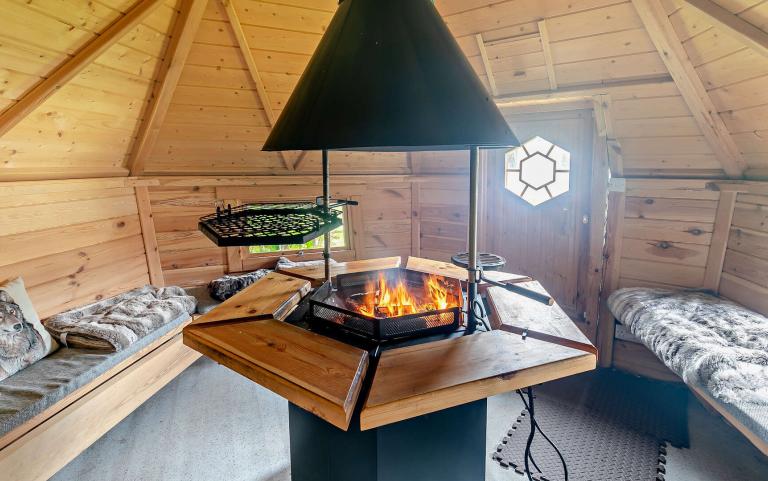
688, 228, 703, 236
644, 198, 655, 205
656, 241, 672, 249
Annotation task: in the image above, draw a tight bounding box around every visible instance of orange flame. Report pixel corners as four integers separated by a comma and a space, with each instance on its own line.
358, 274, 456, 318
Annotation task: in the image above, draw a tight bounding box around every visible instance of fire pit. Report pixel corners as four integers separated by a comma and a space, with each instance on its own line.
308, 268, 462, 342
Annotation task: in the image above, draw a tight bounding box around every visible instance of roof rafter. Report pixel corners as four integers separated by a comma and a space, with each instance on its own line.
475, 34, 499, 96
0, 0, 166, 139
632, 0, 747, 178
221, 0, 298, 171
538, 20, 558, 91
128, 0, 209, 176
682, 0, 768, 60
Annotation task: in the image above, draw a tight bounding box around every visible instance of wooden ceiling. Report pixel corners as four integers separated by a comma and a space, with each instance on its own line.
0, 0, 766, 180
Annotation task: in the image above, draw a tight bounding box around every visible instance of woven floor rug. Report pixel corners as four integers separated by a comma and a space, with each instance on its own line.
493, 370, 690, 481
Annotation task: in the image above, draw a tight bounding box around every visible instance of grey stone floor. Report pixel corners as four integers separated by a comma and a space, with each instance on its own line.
52, 358, 768, 481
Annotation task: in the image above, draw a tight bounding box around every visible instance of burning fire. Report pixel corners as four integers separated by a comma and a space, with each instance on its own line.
357, 273, 456, 318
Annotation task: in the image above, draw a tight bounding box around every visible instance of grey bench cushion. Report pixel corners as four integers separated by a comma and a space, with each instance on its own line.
184, 286, 222, 315
608, 287, 768, 449
0, 313, 189, 438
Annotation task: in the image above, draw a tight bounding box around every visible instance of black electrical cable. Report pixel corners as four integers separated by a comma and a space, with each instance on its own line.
516, 387, 569, 481
470, 297, 491, 332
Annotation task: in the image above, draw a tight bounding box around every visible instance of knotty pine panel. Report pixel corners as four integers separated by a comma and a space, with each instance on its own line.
0, 179, 151, 318
0, 1, 179, 180
614, 181, 721, 292
721, 193, 768, 314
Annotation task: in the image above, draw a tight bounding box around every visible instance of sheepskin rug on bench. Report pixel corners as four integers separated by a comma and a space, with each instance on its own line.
43, 286, 196, 352
608, 288, 768, 406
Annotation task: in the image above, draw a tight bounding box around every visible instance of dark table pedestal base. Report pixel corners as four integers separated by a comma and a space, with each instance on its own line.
289, 400, 487, 481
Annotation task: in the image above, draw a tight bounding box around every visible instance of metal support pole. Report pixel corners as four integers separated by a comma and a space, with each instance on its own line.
466, 145, 480, 334
322, 149, 332, 284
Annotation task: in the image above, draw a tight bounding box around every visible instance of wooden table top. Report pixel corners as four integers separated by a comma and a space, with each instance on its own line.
278, 256, 402, 286
361, 330, 595, 429
183, 257, 596, 432
405, 256, 531, 287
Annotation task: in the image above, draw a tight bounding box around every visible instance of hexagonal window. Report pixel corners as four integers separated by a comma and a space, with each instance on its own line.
520, 153, 555, 189
504, 136, 570, 206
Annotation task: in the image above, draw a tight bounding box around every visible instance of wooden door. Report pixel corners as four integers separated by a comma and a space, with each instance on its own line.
481, 109, 598, 322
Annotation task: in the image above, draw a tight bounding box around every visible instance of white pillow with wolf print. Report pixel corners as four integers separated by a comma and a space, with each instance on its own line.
0, 277, 59, 381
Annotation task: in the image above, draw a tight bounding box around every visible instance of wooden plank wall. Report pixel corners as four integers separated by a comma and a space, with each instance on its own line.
616, 179, 720, 290
600, 179, 768, 372
413, 176, 469, 262
0, 179, 152, 319
720, 192, 768, 314
662, 0, 768, 177
148, 177, 414, 286
441, 0, 668, 93
142, 0, 409, 175
0, 0, 180, 180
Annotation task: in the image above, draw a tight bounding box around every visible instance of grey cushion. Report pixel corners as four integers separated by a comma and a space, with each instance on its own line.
698, 383, 768, 448
275, 256, 337, 271
614, 323, 642, 344
184, 286, 222, 315
0, 313, 189, 438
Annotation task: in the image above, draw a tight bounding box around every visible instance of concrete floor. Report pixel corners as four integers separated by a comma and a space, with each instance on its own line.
53, 358, 768, 481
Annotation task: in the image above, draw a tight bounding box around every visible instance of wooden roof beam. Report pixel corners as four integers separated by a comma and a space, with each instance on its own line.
632, 0, 747, 178
538, 20, 558, 91
0, 0, 166, 139
128, 0, 208, 176
683, 0, 768, 60
475, 34, 498, 97
221, 0, 297, 171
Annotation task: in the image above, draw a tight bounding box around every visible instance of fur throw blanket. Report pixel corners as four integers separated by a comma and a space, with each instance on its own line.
44, 286, 196, 351
208, 269, 270, 301
608, 288, 768, 405
275, 256, 338, 271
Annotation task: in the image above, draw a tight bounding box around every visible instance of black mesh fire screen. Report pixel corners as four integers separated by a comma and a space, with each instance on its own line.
309, 268, 463, 342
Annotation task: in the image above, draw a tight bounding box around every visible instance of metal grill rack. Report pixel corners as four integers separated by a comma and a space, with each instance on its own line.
198, 201, 355, 247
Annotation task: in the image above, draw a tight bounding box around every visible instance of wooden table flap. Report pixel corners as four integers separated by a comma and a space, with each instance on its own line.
191, 272, 310, 326
487, 283, 596, 354
186, 319, 368, 408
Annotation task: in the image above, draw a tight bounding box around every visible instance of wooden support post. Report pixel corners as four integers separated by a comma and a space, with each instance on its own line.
683, 0, 768, 60
0, 0, 165, 138
220, 0, 297, 171
584, 126, 612, 342
475, 34, 498, 97
128, 0, 208, 175
538, 20, 558, 91
135, 186, 165, 286
411, 183, 421, 257
597, 183, 626, 367
593, 94, 624, 177
632, 0, 746, 178
703, 191, 737, 291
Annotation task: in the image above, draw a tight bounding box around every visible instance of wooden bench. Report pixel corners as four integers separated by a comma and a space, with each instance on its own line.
0, 178, 201, 481
0, 319, 200, 481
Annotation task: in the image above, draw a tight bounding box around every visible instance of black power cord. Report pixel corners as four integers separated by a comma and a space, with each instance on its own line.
516, 387, 569, 481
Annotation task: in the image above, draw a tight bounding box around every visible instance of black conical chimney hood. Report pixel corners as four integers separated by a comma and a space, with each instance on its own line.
262, 0, 518, 152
